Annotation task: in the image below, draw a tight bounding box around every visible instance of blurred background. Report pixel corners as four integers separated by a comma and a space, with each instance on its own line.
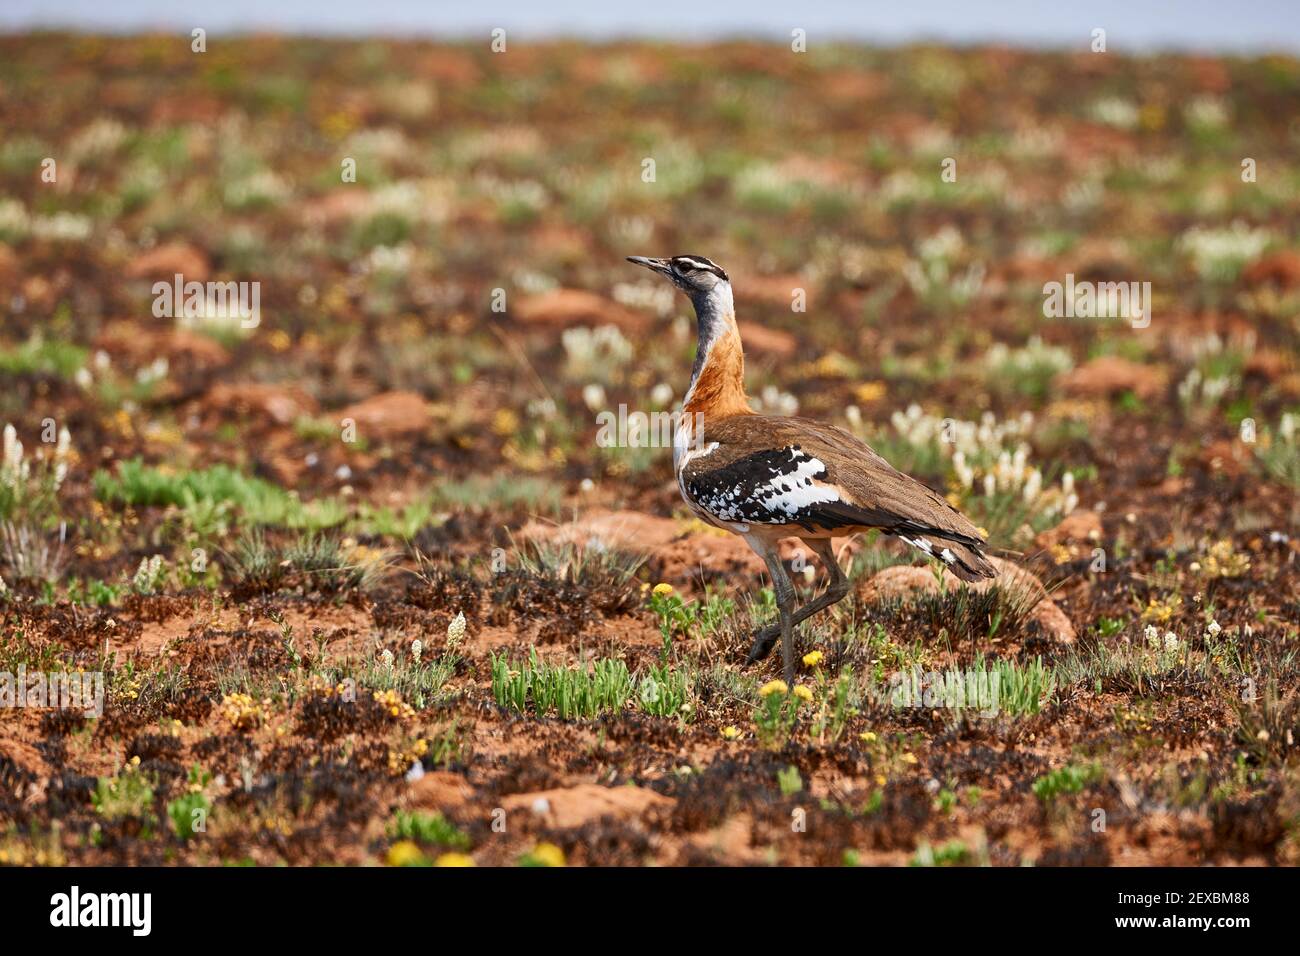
0, 1, 1297, 561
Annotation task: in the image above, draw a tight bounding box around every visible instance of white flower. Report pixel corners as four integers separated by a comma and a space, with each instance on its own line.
1163, 631, 1180, 653
1022, 468, 1042, 504
411, 639, 423, 663
380, 649, 395, 668
581, 383, 607, 411
952, 451, 975, 490
3, 424, 21, 475
1144, 624, 1159, 645
1206, 620, 1222, 637
446, 611, 466, 647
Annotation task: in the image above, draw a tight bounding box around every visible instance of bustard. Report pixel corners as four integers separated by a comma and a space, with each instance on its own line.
627, 254, 995, 684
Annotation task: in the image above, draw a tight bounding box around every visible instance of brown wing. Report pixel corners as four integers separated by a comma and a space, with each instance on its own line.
686, 414, 994, 580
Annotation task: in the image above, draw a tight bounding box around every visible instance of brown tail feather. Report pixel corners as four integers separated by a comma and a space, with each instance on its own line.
890, 529, 996, 581
937, 538, 996, 582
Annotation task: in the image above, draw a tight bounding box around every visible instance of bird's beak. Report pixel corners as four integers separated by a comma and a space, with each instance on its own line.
626, 255, 672, 276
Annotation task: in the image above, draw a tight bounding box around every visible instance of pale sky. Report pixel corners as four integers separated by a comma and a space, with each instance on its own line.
2, 0, 1299, 52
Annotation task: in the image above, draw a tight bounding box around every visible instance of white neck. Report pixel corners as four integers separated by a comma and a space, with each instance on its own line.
683, 281, 736, 403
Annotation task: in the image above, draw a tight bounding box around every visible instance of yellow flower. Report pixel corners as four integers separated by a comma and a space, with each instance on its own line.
1141, 595, 1181, 623
529, 842, 566, 867
652, 583, 674, 597
758, 679, 789, 698
721, 725, 740, 740
491, 408, 520, 437
792, 685, 814, 702
901, 752, 918, 765
802, 650, 824, 667
434, 852, 476, 867
860, 731, 877, 743
220, 692, 264, 732
374, 689, 415, 720
854, 381, 887, 403
386, 840, 426, 867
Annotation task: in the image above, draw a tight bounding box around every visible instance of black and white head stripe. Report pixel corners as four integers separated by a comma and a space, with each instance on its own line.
671, 255, 729, 281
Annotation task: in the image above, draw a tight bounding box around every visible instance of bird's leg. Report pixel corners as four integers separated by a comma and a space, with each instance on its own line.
761, 550, 799, 684
747, 539, 851, 663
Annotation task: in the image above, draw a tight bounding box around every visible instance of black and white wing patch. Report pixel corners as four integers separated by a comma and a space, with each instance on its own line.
680, 441, 995, 579
682, 445, 843, 529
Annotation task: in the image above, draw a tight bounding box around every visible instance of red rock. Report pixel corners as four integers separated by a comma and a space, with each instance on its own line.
1058, 356, 1167, 400
513, 289, 646, 332
858, 557, 1075, 642
204, 382, 317, 426
97, 325, 230, 372
738, 321, 798, 357
823, 70, 888, 103
149, 93, 226, 125
734, 273, 806, 308
517, 508, 819, 579
1035, 511, 1103, 551
858, 565, 941, 603
0, 243, 18, 291
417, 48, 481, 85
406, 771, 473, 811
522, 509, 680, 551
336, 390, 433, 440
125, 242, 210, 282
298, 189, 373, 226
1198, 439, 1250, 478
502, 783, 672, 829
1030, 602, 1077, 644
1244, 349, 1292, 381
1243, 250, 1300, 289
999, 254, 1062, 283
